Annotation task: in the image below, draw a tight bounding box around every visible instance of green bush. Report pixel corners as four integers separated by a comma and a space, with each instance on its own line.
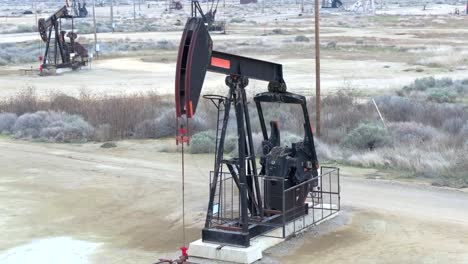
75, 22, 93, 34
341, 122, 391, 150
230, 17, 245, 23
435, 77, 453, 87
190, 130, 217, 154
14, 24, 35, 33
403, 76, 436, 91
427, 88, 457, 103
294, 35, 310, 42
272, 28, 286, 35
399, 77, 468, 104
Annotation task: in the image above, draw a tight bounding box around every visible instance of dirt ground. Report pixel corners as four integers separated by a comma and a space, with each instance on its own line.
0, 138, 467, 263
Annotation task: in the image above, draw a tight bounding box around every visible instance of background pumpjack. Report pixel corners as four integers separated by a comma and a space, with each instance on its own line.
38, 5, 88, 73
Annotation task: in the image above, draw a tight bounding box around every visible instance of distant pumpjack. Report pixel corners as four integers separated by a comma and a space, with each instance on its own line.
322, 0, 343, 8
70, 0, 89, 17
170, 0, 183, 10
38, 5, 88, 73
191, 0, 225, 33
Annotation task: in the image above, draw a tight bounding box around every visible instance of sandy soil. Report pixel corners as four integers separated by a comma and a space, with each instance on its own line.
0, 138, 467, 263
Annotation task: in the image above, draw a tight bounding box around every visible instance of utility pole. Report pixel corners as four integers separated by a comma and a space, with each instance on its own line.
34, 0, 41, 57
133, 0, 136, 24
33, 0, 38, 28
110, 0, 114, 26
92, 0, 98, 58
314, 0, 321, 137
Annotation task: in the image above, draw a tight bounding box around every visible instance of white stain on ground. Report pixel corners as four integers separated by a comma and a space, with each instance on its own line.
0, 237, 100, 264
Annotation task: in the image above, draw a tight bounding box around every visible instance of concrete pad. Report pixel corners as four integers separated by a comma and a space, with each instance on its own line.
189, 236, 283, 264
189, 204, 339, 264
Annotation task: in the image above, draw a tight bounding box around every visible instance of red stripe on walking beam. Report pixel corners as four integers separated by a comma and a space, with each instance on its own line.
211, 57, 231, 69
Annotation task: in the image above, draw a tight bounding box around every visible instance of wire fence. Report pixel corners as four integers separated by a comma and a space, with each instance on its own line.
208, 166, 340, 240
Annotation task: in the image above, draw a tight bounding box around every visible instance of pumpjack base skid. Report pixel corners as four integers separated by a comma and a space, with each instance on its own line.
202, 204, 308, 247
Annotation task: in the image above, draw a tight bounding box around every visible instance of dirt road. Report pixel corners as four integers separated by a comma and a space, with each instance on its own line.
0, 138, 467, 263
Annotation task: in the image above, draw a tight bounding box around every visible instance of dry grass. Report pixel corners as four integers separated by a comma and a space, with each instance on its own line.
0, 87, 164, 139
0, 84, 466, 187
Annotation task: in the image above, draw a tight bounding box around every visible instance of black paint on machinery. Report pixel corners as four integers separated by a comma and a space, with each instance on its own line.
175, 18, 339, 247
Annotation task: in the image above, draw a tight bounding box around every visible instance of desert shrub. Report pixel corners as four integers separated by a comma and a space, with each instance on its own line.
341, 122, 391, 150
93, 124, 112, 142
438, 168, 468, 188
460, 123, 468, 138
441, 117, 464, 134
400, 77, 468, 103
12, 111, 93, 142
77, 90, 164, 138
135, 110, 209, 139
156, 40, 175, 50
223, 134, 239, 155
0, 88, 168, 140
314, 138, 334, 161
343, 145, 454, 176
403, 77, 436, 92
12, 24, 35, 33
75, 22, 93, 34
388, 122, 442, 145
230, 17, 246, 23
346, 151, 391, 168
39, 113, 94, 143
0, 41, 39, 64
426, 88, 457, 103
12, 111, 47, 139
373, 95, 468, 128
0, 57, 8, 66
190, 130, 216, 154
454, 82, 468, 94
99, 38, 176, 56
50, 94, 81, 114
96, 22, 113, 33
272, 28, 286, 34
151, 110, 175, 138
295, 35, 310, 42
3, 87, 40, 115
0, 113, 17, 134
322, 90, 376, 143
281, 132, 302, 147
430, 146, 468, 188
435, 77, 454, 87
326, 41, 337, 49
134, 119, 156, 138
